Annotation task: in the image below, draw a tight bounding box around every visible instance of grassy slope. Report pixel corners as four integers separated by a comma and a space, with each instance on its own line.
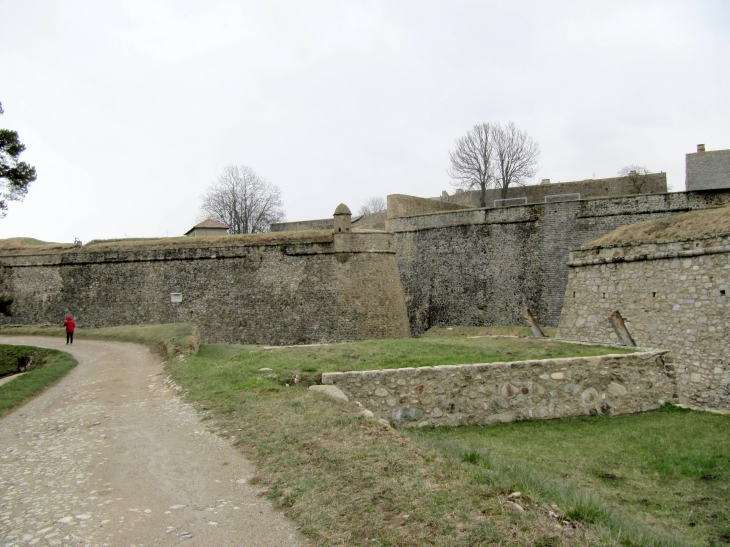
0, 323, 199, 360
0, 345, 77, 417
410, 406, 730, 547
0, 344, 55, 377
167, 338, 684, 547
191, 335, 631, 387
589, 206, 730, 247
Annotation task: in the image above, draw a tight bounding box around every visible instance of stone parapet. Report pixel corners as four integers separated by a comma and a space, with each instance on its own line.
322, 350, 675, 427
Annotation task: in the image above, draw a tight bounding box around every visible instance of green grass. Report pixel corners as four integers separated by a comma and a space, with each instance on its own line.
164, 337, 674, 547
0, 344, 55, 377
409, 405, 730, 547
0, 344, 77, 417
0, 323, 200, 359
188, 335, 632, 388
423, 325, 558, 338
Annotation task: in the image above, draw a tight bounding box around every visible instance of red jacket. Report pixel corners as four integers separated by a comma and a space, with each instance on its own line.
64, 316, 75, 333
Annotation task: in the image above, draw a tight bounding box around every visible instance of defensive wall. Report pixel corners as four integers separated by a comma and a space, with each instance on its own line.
323, 350, 675, 426
388, 189, 730, 335
557, 233, 730, 409
437, 173, 667, 208
0, 228, 411, 345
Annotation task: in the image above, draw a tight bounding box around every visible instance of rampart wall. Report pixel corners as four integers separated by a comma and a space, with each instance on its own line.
557, 234, 730, 409
389, 190, 730, 334
439, 173, 667, 208
0, 232, 411, 345
323, 350, 675, 426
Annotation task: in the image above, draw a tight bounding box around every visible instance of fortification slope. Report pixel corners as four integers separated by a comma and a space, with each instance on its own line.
587, 205, 730, 247
0, 231, 335, 256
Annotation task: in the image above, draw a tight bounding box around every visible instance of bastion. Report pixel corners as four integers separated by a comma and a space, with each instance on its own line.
557, 207, 730, 409
0, 206, 411, 345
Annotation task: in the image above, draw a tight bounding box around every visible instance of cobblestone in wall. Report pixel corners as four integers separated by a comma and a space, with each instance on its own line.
322, 351, 675, 427
558, 234, 730, 409
389, 190, 730, 334
0, 232, 411, 345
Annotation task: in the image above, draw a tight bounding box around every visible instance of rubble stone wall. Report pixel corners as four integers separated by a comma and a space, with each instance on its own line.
557, 234, 730, 409
322, 350, 675, 427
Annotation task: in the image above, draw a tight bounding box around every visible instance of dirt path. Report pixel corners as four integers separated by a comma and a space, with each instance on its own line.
0, 336, 304, 546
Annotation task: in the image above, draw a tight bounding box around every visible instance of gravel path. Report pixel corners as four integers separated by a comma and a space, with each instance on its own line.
0, 336, 304, 547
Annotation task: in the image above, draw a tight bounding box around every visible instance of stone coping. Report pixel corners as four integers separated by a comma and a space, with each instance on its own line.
569, 234, 730, 267
321, 351, 664, 384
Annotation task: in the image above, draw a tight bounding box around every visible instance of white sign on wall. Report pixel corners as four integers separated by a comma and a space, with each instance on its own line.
170, 293, 183, 303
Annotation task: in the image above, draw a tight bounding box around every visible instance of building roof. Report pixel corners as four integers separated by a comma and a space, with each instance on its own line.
185, 218, 230, 236
191, 218, 230, 229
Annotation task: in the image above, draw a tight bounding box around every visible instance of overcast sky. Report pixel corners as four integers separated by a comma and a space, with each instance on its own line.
1, 1, 728, 243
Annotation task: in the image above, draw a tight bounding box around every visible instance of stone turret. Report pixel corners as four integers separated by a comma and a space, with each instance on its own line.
333, 203, 352, 233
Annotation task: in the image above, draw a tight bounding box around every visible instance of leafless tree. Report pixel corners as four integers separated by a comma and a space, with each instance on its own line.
199, 165, 285, 233
618, 165, 652, 194
357, 196, 387, 216
492, 122, 540, 200
447, 123, 494, 207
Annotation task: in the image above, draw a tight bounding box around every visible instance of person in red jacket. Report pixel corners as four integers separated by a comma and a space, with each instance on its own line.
63, 315, 75, 344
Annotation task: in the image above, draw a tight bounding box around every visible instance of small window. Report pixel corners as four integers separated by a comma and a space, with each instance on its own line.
652, 292, 656, 298
573, 292, 576, 298
721, 290, 727, 296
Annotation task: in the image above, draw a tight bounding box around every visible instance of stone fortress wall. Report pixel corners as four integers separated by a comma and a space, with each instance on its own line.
437, 173, 668, 208
557, 234, 730, 409
323, 350, 675, 427
388, 190, 730, 335
0, 219, 411, 345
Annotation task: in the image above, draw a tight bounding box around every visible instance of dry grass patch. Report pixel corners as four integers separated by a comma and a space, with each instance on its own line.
0, 231, 333, 256
589, 206, 730, 247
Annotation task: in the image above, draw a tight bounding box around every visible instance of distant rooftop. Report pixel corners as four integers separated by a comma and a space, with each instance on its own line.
190, 218, 229, 229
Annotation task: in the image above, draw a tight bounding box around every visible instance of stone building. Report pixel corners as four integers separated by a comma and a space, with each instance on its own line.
185, 218, 230, 237
686, 144, 730, 191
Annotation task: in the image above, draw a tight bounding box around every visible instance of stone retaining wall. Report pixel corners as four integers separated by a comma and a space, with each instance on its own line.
558, 234, 730, 409
322, 350, 675, 427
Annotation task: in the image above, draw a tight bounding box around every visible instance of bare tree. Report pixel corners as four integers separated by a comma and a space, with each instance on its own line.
618, 165, 652, 194
492, 122, 540, 200
200, 165, 285, 233
447, 123, 494, 207
357, 196, 386, 216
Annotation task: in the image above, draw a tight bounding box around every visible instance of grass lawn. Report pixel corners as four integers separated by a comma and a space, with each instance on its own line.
165, 335, 692, 547
187, 333, 632, 388
0, 344, 77, 417
409, 406, 730, 547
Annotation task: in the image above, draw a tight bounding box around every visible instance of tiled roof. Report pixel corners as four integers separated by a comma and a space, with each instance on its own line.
192, 218, 230, 229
